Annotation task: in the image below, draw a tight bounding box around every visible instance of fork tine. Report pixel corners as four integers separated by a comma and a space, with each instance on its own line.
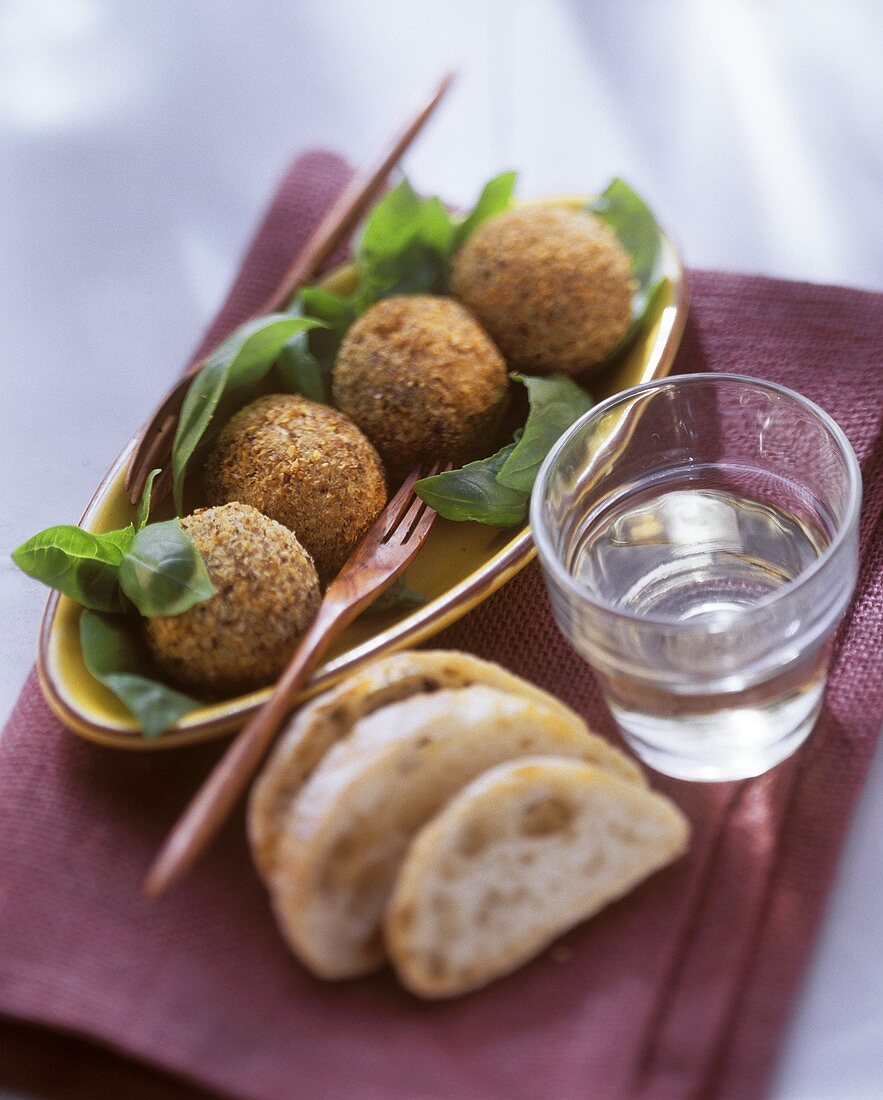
153, 465, 174, 506
410, 500, 440, 545
380, 467, 421, 536
381, 460, 447, 542
406, 460, 449, 542
392, 494, 428, 544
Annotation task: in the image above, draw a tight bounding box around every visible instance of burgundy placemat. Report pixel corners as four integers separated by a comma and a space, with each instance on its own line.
1, 151, 882, 1100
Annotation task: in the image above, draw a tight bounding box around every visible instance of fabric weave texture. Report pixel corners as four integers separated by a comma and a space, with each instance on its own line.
1, 150, 882, 1100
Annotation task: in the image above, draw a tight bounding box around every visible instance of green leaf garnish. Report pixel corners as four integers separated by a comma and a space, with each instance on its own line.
416, 374, 593, 527
118, 519, 216, 617
135, 469, 161, 532
416, 443, 529, 527
353, 173, 518, 309
276, 288, 358, 402
496, 375, 593, 492
297, 287, 358, 353
80, 610, 201, 738
354, 179, 455, 303
172, 313, 325, 512
275, 334, 326, 402
11, 524, 135, 612
588, 178, 665, 356
454, 171, 517, 248
12, 511, 214, 619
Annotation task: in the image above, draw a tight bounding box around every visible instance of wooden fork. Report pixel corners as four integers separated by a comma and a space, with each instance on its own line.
125, 71, 455, 506
144, 465, 443, 899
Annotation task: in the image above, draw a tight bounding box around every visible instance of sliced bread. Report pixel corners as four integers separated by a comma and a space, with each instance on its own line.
265, 685, 640, 979
385, 755, 690, 999
248, 649, 643, 878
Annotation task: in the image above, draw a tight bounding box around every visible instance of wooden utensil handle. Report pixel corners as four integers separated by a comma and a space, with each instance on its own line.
143, 607, 339, 898
143, 546, 420, 899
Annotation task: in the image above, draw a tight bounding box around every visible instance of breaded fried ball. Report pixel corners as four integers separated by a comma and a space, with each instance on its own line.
145, 503, 320, 695
331, 295, 509, 480
451, 205, 636, 375
204, 394, 387, 579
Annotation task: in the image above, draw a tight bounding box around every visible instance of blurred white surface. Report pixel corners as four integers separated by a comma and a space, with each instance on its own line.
1, 1, 881, 1096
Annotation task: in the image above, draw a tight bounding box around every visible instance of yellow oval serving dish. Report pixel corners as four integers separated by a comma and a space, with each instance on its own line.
37, 196, 689, 749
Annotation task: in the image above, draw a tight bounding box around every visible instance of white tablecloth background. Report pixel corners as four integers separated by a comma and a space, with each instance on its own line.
1, 2, 881, 1097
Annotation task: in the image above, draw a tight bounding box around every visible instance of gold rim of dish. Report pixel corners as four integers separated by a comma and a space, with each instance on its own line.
36, 195, 690, 750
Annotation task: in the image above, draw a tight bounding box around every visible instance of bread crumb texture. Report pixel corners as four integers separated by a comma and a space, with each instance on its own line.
452, 205, 635, 375
204, 393, 387, 579
145, 502, 320, 695
332, 295, 509, 479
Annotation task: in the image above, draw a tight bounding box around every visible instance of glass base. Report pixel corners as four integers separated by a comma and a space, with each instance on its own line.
611, 686, 825, 782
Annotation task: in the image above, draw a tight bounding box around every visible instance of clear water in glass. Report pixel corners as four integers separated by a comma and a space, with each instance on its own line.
569, 471, 832, 779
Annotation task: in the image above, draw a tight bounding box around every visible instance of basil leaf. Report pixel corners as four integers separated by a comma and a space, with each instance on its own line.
416, 373, 592, 525
135, 469, 161, 531
11, 524, 135, 612
588, 177, 666, 356
454, 171, 517, 247
11, 514, 214, 619
369, 243, 449, 299
172, 313, 324, 512
496, 375, 593, 491
416, 196, 457, 256
118, 519, 215, 617
80, 610, 201, 738
354, 178, 456, 303
297, 287, 357, 334
276, 288, 358, 402
416, 443, 530, 527
297, 287, 357, 362
588, 178, 662, 291
364, 577, 426, 616
276, 336, 326, 402
357, 177, 424, 259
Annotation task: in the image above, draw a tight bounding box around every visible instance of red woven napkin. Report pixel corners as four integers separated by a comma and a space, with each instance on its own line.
2, 151, 882, 1100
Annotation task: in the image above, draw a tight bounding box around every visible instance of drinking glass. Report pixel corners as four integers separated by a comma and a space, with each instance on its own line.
531, 373, 861, 781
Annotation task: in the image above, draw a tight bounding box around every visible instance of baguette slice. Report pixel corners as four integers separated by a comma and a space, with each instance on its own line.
249, 650, 643, 878
267, 685, 640, 979
385, 756, 690, 999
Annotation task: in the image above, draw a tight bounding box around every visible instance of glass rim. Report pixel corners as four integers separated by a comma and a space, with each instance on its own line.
530, 372, 863, 631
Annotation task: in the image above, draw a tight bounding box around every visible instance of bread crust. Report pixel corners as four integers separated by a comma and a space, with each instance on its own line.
262, 686, 642, 979
247, 650, 643, 880
385, 756, 690, 999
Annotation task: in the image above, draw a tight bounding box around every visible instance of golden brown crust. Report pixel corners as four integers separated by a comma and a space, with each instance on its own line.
385, 756, 690, 999
263, 685, 624, 979
331, 295, 509, 479
248, 649, 638, 881
204, 394, 387, 580
144, 503, 320, 694
451, 205, 635, 375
